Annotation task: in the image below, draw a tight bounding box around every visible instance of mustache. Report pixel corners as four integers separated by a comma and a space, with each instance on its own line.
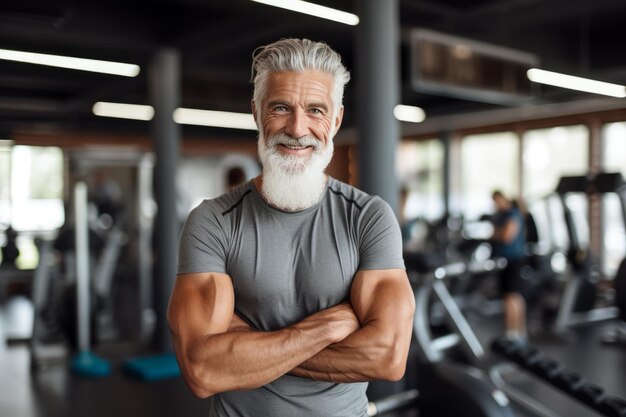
266, 133, 321, 151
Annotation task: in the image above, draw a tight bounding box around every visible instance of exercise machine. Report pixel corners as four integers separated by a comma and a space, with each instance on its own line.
412, 260, 516, 416
29, 183, 123, 369
69, 181, 111, 377
367, 258, 516, 416
29, 149, 156, 369
552, 174, 621, 334
603, 257, 626, 346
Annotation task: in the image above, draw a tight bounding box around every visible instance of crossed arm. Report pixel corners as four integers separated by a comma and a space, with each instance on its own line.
167, 268, 415, 398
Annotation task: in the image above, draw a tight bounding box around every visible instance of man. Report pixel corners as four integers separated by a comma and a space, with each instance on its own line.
491, 190, 527, 344
168, 38, 415, 417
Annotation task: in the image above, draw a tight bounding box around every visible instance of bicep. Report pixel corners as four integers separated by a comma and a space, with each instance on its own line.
168, 272, 235, 347
350, 269, 415, 326
178, 206, 228, 275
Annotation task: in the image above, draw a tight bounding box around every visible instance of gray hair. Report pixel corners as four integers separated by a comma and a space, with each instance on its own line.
251, 38, 350, 119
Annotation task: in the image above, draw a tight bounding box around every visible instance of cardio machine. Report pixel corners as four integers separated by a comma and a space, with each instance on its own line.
551, 174, 622, 334
368, 256, 516, 417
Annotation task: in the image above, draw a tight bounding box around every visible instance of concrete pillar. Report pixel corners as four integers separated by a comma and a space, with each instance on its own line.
355, 0, 403, 400
150, 49, 181, 352
356, 0, 400, 215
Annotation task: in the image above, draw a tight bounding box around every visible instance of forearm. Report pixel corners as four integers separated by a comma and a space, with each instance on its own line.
290, 322, 399, 382
293, 313, 414, 383
291, 270, 415, 383
173, 302, 359, 398
176, 314, 339, 397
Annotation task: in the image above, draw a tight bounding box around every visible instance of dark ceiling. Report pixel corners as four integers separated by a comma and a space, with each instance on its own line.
1, 0, 625, 141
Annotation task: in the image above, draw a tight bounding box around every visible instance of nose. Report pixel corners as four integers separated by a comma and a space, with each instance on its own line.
284, 108, 308, 139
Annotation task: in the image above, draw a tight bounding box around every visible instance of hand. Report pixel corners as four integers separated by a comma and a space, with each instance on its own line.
316, 302, 360, 343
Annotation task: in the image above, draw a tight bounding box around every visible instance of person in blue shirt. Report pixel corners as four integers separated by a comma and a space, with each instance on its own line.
491, 190, 527, 343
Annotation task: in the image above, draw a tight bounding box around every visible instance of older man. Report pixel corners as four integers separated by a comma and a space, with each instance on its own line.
168, 38, 415, 417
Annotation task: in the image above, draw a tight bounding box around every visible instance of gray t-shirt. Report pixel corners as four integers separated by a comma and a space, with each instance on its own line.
178, 177, 405, 417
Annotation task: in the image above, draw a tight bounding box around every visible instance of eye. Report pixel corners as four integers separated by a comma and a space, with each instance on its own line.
272, 105, 288, 112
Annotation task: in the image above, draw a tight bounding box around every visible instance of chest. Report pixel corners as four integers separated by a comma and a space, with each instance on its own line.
225, 207, 360, 329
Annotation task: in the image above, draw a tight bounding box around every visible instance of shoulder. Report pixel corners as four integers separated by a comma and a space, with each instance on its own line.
326, 178, 397, 227
326, 177, 387, 211
192, 181, 254, 216
185, 182, 254, 227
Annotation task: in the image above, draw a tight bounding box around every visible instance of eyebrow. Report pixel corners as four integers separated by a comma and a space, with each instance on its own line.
308, 101, 330, 112
267, 100, 289, 109
266, 100, 330, 113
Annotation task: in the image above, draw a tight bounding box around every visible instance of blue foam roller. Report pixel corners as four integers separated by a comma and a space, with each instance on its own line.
123, 353, 181, 381
70, 351, 112, 378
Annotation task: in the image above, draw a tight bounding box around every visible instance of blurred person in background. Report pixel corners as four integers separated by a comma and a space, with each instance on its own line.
491, 190, 528, 344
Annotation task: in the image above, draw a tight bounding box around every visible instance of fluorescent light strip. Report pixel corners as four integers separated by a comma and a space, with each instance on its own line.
0, 48, 140, 77
93, 102, 154, 121
527, 68, 626, 98
394, 105, 426, 123
174, 108, 257, 130
251, 0, 359, 25
93, 102, 258, 130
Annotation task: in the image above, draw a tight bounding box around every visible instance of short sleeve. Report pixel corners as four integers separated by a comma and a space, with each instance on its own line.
177, 202, 229, 274
358, 197, 405, 271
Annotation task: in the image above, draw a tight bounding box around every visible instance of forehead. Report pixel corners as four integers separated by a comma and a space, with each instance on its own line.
264, 71, 334, 104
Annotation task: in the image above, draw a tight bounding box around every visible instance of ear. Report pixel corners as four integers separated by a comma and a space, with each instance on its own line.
251, 100, 257, 122
334, 106, 344, 132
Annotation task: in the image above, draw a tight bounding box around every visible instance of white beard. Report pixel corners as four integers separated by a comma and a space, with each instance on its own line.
257, 131, 334, 211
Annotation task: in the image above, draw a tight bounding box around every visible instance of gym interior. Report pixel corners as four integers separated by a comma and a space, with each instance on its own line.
1, 1, 626, 416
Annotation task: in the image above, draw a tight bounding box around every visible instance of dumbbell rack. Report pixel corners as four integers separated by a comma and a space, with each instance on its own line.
490, 337, 626, 417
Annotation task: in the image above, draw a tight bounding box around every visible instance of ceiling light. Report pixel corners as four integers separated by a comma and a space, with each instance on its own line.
0, 48, 140, 77
251, 0, 359, 26
173, 108, 257, 130
93, 102, 258, 130
92, 102, 154, 121
527, 68, 626, 98
394, 105, 426, 123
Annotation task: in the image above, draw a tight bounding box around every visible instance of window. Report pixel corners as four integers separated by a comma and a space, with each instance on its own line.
397, 139, 445, 222
11, 146, 65, 231
522, 125, 589, 201
522, 125, 589, 259
1, 145, 64, 269
459, 131, 519, 220
0, 141, 10, 228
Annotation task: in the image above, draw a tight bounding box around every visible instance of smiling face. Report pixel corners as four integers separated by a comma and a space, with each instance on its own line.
254, 70, 343, 159
253, 70, 344, 211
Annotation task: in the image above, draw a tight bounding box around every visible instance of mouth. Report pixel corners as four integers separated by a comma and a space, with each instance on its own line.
279, 143, 314, 150
275, 142, 318, 156
265, 134, 320, 156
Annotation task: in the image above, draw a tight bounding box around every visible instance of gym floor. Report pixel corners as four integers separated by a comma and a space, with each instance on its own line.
1, 294, 625, 417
